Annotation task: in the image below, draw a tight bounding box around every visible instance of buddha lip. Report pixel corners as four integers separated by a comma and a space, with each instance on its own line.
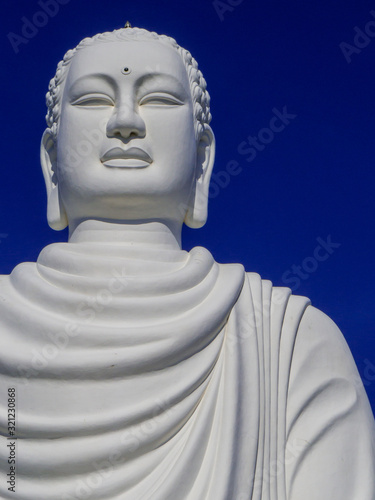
101, 147, 152, 163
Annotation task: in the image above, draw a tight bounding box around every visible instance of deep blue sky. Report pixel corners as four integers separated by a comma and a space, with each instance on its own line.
1, 0, 374, 411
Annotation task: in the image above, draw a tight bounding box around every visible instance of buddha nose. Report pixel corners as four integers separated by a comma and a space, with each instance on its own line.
106, 102, 146, 140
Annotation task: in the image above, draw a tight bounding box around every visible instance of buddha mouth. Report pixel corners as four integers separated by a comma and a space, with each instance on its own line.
101, 147, 153, 168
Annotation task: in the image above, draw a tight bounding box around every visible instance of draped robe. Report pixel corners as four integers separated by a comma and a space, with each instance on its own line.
0, 240, 374, 499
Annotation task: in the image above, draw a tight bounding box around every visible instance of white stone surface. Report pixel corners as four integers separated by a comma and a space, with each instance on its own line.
0, 27, 374, 499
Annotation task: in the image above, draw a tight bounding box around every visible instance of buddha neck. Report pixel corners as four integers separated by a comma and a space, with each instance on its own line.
68, 220, 183, 251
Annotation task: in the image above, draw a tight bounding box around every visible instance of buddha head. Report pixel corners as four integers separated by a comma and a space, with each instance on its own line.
40, 27, 215, 235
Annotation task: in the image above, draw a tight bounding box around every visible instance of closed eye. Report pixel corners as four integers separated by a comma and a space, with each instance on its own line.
71, 94, 115, 107
139, 93, 184, 106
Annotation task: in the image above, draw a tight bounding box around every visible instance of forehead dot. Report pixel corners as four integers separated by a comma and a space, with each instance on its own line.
121, 66, 132, 75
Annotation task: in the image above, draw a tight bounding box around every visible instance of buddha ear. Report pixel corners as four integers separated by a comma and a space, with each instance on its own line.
40, 129, 68, 231
184, 125, 215, 228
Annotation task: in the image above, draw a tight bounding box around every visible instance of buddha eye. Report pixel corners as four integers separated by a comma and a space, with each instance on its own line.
71, 94, 115, 107
139, 93, 184, 106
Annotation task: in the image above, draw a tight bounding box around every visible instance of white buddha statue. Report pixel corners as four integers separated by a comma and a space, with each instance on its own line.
0, 26, 374, 500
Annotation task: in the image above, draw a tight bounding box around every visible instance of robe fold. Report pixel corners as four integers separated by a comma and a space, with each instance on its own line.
0, 241, 374, 499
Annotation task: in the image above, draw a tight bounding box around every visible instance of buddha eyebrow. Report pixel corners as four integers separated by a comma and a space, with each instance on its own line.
67, 73, 188, 99
67, 74, 116, 96
136, 73, 188, 96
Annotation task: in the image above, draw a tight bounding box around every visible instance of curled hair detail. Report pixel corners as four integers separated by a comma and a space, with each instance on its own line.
45, 27, 212, 140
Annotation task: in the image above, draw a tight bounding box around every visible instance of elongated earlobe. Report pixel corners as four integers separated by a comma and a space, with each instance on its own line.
184, 125, 215, 228
40, 129, 68, 230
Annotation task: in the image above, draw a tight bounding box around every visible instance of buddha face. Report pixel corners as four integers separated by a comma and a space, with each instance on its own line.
41, 39, 215, 231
